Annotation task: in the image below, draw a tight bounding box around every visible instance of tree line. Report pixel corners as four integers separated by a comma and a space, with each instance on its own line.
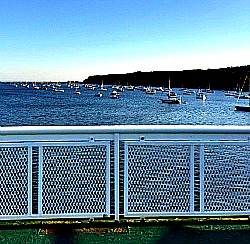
84, 65, 250, 91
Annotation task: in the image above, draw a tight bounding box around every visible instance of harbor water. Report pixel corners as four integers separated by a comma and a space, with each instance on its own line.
0, 83, 249, 127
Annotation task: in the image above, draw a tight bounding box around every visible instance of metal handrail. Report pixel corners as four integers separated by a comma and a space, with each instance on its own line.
1, 125, 250, 135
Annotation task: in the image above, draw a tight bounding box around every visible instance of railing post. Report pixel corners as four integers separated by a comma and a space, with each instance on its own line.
200, 145, 205, 213
38, 146, 43, 216
190, 145, 194, 213
28, 146, 32, 216
114, 133, 120, 221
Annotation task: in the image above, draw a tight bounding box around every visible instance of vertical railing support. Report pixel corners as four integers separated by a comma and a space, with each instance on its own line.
190, 145, 194, 213
28, 146, 32, 216
114, 133, 120, 221
200, 145, 205, 213
124, 143, 129, 216
38, 146, 43, 216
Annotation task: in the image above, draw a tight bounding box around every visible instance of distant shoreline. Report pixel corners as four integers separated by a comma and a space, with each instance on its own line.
1, 65, 249, 91
85, 65, 250, 91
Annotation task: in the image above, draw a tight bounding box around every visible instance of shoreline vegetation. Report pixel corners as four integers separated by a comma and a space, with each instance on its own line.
2, 65, 249, 91
85, 65, 250, 91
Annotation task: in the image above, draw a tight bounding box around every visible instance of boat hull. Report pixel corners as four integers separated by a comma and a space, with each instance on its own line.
235, 105, 250, 112
161, 99, 181, 104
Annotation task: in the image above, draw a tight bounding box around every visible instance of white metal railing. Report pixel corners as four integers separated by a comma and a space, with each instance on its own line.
0, 125, 249, 221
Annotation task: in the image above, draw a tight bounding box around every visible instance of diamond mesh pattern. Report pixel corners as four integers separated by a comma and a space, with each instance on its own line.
42, 145, 108, 215
0, 147, 29, 215
126, 144, 191, 214
204, 145, 250, 212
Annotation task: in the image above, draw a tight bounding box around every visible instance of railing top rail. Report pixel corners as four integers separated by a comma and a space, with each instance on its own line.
1, 125, 250, 136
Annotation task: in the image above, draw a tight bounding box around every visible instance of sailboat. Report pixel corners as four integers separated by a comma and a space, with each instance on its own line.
100, 79, 107, 91
235, 72, 250, 112
160, 77, 182, 104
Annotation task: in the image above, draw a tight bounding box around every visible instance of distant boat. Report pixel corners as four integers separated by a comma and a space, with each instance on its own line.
86, 84, 96, 90
145, 86, 156, 94
202, 83, 214, 93
33, 83, 40, 90
52, 87, 64, 92
196, 90, 206, 101
182, 89, 195, 95
100, 79, 107, 91
235, 73, 250, 112
73, 89, 81, 95
160, 78, 182, 104
110, 90, 119, 99
125, 85, 134, 91
224, 90, 237, 96
156, 87, 164, 92
95, 91, 103, 97
116, 85, 124, 92
40, 85, 48, 90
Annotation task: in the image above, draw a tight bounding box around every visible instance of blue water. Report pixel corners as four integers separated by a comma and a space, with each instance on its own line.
0, 83, 249, 126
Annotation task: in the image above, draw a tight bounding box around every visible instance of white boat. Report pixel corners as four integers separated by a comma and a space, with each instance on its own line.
196, 90, 206, 101
110, 90, 119, 99
86, 84, 96, 90
33, 85, 40, 90
145, 86, 156, 94
182, 89, 195, 95
95, 92, 103, 97
100, 79, 107, 91
224, 90, 237, 96
156, 87, 164, 92
116, 85, 124, 92
73, 89, 81, 95
52, 87, 64, 92
125, 85, 134, 91
235, 72, 250, 112
160, 78, 182, 104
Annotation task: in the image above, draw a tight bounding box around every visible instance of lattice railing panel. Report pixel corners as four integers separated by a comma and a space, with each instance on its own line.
0, 146, 29, 215
42, 144, 109, 215
204, 144, 250, 212
125, 144, 191, 215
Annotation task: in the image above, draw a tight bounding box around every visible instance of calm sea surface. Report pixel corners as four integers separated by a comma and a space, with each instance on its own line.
0, 82, 250, 126
0, 82, 249, 243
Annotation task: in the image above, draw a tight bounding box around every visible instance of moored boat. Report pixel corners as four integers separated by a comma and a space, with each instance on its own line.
73, 89, 81, 95
95, 91, 103, 97
160, 78, 182, 104
235, 72, 250, 112
145, 86, 156, 94
196, 90, 206, 101
110, 90, 119, 99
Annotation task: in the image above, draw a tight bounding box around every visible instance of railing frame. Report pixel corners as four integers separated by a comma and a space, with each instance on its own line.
0, 125, 249, 221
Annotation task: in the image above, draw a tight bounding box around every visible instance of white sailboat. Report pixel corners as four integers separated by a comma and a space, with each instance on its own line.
235, 72, 250, 112
160, 77, 182, 104
196, 89, 206, 101
100, 79, 107, 91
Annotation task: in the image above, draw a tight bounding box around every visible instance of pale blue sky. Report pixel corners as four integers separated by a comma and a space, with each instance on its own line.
0, 0, 249, 81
